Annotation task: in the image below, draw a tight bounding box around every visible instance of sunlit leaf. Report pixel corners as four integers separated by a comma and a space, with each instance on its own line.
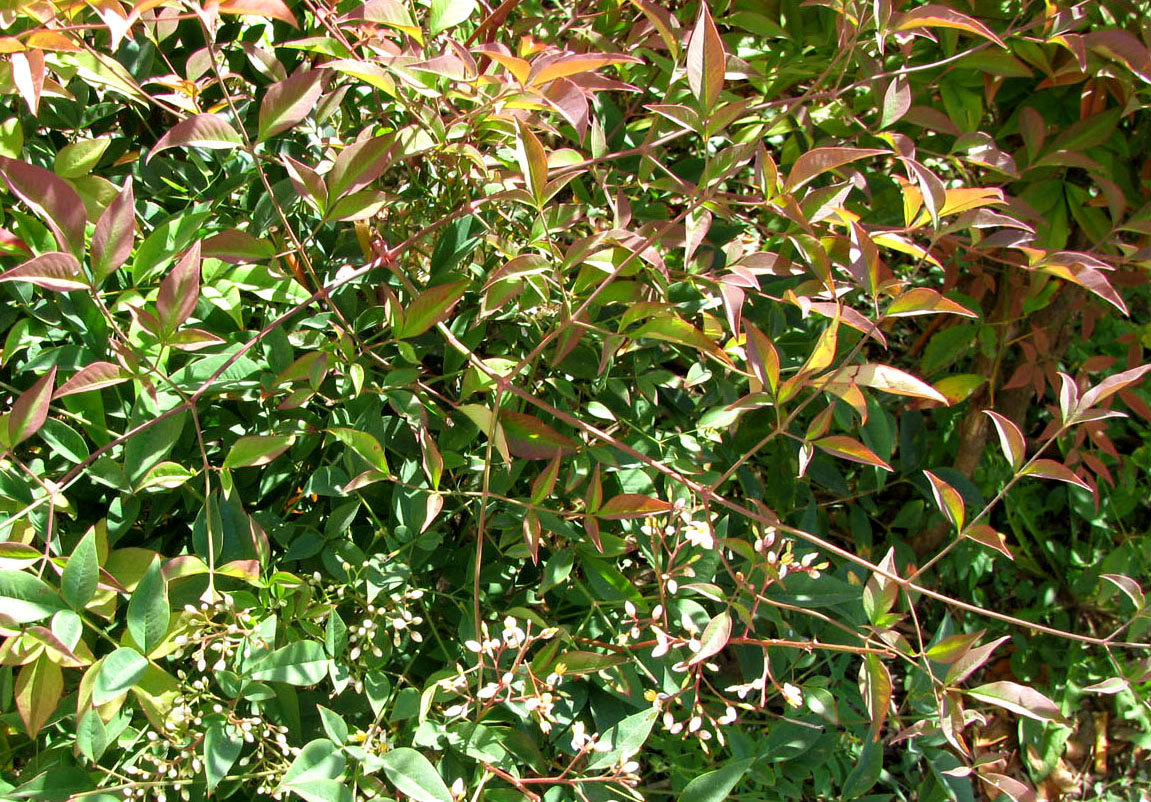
685, 3, 724, 114
148, 115, 243, 162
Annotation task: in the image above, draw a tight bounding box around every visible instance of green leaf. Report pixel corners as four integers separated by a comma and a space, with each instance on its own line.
679, 758, 753, 802
38, 417, 89, 463
379, 748, 453, 802
428, 0, 476, 35
224, 434, 296, 468
585, 708, 659, 771
0, 570, 67, 624
329, 428, 390, 474
842, 736, 883, 798
147, 114, 243, 162
249, 641, 330, 685
127, 556, 170, 656
61, 528, 99, 610
205, 717, 243, 792
397, 280, 469, 339
279, 740, 347, 802
93, 647, 149, 705
54, 137, 111, 178
75, 711, 109, 763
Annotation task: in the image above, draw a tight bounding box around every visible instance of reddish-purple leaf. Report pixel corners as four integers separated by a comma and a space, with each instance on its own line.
1021, 459, 1091, 490
687, 611, 732, 666
946, 635, 1010, 685
217, 0, 299, 27
528, 53, 641, 87
685, 2, 725, 115
784, 148, 887, 194
966, 681, 1070, 725
924, 470, 964, 531
977, 773, 1036, 802
523, 511, 541, 565
1079, 364, 1151, 411
814, 436, 893, 471
327, 135, 395, 201
1085, 30, 1151, 83
0, 252, 86, 292
258, 70, 324, 142
501, 411, 578, 460
1101, 573, 1145, 610
156, 241, 201, 337
923, 631, 984, 664
859, 653, 893, 741
202, 229, 275, 263
743, 320, 780, 394
965, 524, 1013, 560
91, 177, 135, 285
895, 4, 1007, 48
0, 157, 86, 257
633, 316, 734, 367
53, 362, 130, 399
598, 494, 672, 519
9, 366, 56, 446
147, 115, 243, 163
397, 280, 469, 339
984, 410, 1025, 470
852, 363, 949, 404
1057, 371, 1080, 424
886, 288, 977, 318
880, 76, 911, 128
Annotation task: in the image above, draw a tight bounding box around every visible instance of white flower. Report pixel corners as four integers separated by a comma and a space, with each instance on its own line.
683, 520, 714, 549
782, 682, 803, 708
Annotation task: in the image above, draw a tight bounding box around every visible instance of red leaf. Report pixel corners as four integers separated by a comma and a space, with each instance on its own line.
1021, 459, 1091, 490
1079, 364, 1151, 411
217, 0, 299, 27
148, 114, 243, 163
91, 177, 135, 285
528, 53, 641, 87
814, 436, 893, 471
501, 411, 577, 460
9, 366, 56, 446
784, 148, 887, 194
966, 681, 1070, 725
983, 410, 1025, 470
0, 252, 86, 292
54, 362, 131, 399
859, 653, 893, 741
923, 470, 964, 531
965, 524, 1013, 560
258, 70, 324, 142
895, 4, 1007, 49
397, 280, 469, 339
685, 3, 725, 114
156, 241, 201, 336
0, 157, 86, 257
886, 288, 977, 318
598, 494, 672, 519
687, 611, 731, 666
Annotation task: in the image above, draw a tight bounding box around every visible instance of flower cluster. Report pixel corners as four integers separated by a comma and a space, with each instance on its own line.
442, 617, 568, 734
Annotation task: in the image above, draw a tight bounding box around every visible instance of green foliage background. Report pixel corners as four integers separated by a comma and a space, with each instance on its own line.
0, 0, 1149, 800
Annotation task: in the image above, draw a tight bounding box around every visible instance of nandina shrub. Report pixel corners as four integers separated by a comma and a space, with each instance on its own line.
0, 1, 1148, 801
